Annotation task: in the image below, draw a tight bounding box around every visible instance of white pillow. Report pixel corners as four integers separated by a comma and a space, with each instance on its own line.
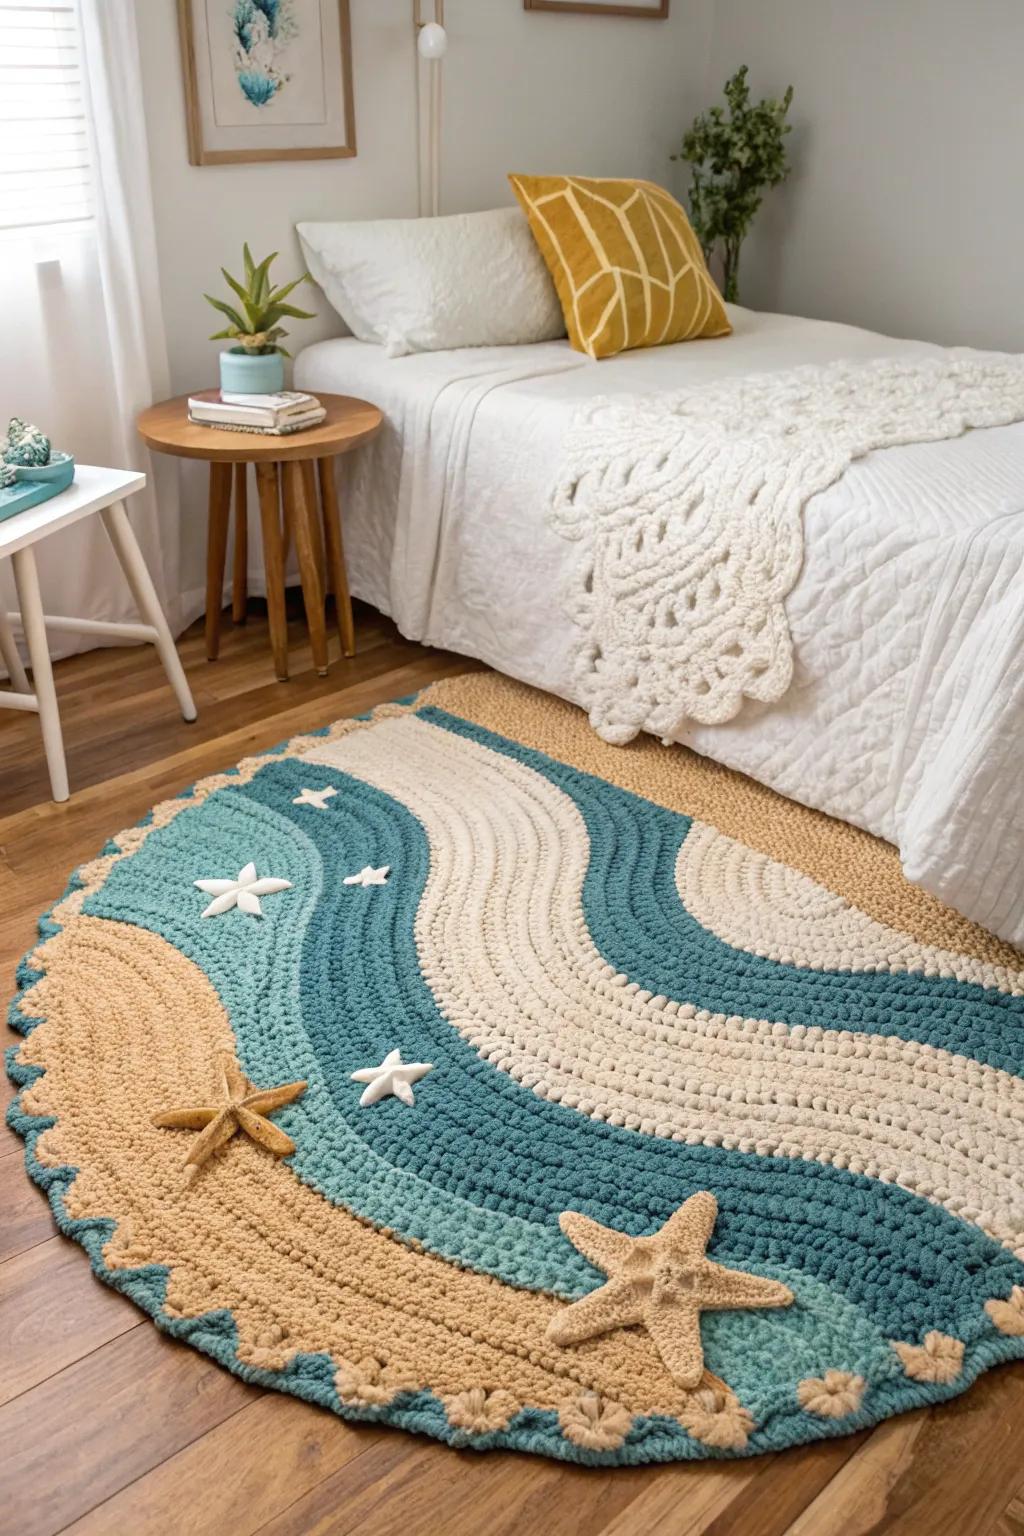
296, 207, 566, 357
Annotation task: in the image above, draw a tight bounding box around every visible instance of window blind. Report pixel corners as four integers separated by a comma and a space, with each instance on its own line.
0, 0, 93, 234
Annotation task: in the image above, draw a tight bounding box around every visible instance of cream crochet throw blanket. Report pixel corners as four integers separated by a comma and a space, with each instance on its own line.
550, 353, 1024, 744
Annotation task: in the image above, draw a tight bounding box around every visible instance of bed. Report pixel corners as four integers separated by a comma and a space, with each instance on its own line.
294, 305, 1024, 948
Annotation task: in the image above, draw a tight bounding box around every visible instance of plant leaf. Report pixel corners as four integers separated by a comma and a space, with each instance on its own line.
204, 294, 250, 331
208, 327, 239, 340
243, 242, 255, 284
266, 274, 309, 305
251, 251, 277, 307
220, 266, 251, 305
264, 302, 317, 322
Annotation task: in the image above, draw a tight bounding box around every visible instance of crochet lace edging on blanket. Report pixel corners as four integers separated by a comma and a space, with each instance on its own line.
550, 353, 1024, 744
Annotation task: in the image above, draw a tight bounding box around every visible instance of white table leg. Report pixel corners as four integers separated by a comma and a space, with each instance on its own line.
11, 545, 68, 802
0, 601, 29, 691
100, 501, 197, 722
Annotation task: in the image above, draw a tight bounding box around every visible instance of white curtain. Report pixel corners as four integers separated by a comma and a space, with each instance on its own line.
0, 0, 192, 665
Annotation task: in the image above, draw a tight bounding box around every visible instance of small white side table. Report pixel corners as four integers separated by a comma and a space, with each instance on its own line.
0, 465, 196, 803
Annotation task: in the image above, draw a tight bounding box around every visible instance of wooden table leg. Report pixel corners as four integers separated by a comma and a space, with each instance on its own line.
283, 459, 328, 677
232, 462, 248, 625
318, 456, 356, 659
205, 461, 231, 660
256, 461, 288, 682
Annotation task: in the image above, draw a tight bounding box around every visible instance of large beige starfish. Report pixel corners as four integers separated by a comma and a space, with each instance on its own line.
152, 1053, 307, 1170
548, 1191, 793, 1389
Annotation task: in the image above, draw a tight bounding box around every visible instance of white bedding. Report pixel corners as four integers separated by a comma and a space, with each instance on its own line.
295, 307, 1024, 947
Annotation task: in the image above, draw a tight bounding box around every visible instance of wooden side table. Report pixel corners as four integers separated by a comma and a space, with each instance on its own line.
137, 393, 383, 681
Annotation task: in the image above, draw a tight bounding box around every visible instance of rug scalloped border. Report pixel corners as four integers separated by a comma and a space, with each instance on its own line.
6, 683, 1024, 1467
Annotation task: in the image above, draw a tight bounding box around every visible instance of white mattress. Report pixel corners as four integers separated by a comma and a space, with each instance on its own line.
295, 308, 1024, 947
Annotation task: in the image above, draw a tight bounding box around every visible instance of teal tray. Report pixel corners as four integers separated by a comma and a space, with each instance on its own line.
0, 453, 75, 524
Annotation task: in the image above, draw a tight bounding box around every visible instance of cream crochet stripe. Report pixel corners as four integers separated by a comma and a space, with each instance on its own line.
550, 354, 1024, 743
304, 716, 1024, 1256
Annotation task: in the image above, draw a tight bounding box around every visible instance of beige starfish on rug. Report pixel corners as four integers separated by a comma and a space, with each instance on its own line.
152, 1053, 307, 1169
548, 1191, 793, 1389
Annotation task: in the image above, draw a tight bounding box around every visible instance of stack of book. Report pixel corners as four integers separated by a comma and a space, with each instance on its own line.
187, 390, 326, 436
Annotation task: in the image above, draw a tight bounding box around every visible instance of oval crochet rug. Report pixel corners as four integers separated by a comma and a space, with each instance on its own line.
7, 674, 1024, 1466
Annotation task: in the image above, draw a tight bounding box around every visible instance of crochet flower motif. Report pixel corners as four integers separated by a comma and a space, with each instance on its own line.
237, 1322, 293, 1372
151, 1053, 307, 1169
194, 860, 292, 917
796, 1369, 866, 1419
678, 1384, 755, 1450
558, 1392, 634, 1452
292, 786, 337, 810
548, 1191, 793, 1389
351, 1048, 433, 1107
986, 1285, 1024, 1336
892, 1331, 965, 1384
343, 864, 390, 887
335, 1354, 411, 1408
445, 1387, 519, 1436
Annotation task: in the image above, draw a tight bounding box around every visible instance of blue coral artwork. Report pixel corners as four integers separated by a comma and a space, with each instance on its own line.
231, 0, 297, 108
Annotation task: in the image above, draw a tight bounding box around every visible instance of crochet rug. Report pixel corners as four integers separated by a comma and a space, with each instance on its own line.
7, 674, 1024, 1466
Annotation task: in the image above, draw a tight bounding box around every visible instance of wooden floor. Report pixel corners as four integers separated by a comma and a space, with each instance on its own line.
2, 600, 1022, 1536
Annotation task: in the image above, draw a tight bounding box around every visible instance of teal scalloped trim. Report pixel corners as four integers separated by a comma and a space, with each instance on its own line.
5, 691, 1024, 1467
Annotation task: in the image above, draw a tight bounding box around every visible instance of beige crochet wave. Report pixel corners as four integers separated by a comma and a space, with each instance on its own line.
550, 354, 1024, 744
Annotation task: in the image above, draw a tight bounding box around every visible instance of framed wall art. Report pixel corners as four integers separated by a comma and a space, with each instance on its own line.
177, 0, 356, 166
524, 1, 669, 16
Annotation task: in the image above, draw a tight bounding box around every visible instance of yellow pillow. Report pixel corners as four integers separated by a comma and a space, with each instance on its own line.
509, 173, 731, 360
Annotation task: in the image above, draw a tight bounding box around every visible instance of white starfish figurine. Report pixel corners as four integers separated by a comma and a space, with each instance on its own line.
194, 861, 292, 918
292, 786, 338, 810
351, 1048, 433, 1107
343, 864, 390, 888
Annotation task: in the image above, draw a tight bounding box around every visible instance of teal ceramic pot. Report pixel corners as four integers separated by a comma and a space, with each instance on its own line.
219, 349, 285, 395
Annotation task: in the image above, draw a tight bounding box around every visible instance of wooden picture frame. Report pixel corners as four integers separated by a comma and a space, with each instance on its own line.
177, 0, 356, 166
524, 0, 669, 16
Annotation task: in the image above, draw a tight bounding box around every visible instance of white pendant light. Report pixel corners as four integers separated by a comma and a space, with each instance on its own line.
417, 20, 448, 59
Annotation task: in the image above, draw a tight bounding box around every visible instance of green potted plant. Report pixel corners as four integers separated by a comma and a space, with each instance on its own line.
205, 244, 316, 394
672, 66, 794, 304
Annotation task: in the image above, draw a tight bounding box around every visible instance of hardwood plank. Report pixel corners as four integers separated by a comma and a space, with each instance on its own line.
702, 1431, 869, 1536
0, 1236, 139, 1405
256, 1440, 657, 1536
0, 1320, 259, 1536
598, 1461, 757, 1536
0, 1144, 53, 1262
63, 1394, 384, 1536
250, 1435, 441, 1536
782, 1364, 1024, 1536
991, 1497, 1024, 1536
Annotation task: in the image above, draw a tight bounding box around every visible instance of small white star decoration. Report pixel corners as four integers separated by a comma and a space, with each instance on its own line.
194, 862, 292, 918
351, 1049, 433, 1107
343, 864, 390, 888
292, 786, 338, 810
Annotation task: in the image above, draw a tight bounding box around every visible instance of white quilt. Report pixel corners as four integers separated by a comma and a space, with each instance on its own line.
295, 307, 1024, 948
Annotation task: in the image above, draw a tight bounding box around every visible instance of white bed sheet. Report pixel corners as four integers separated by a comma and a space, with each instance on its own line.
295, 308, 1024, 946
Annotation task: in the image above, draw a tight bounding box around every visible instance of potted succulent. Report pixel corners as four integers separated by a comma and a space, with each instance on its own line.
205, 244, 316, 394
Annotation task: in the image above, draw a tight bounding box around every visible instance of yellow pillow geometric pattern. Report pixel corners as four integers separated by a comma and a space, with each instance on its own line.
509, 173, 731, 360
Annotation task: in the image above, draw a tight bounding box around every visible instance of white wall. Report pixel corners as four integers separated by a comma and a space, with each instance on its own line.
138, 0, 715, 396
706, 0, 1024, 350
135, 0, 713, 563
